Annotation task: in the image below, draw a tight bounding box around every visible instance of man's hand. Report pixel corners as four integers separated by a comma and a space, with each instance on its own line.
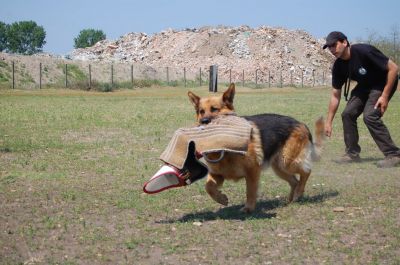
325, 121, 333, 138
374, 95, 389, 115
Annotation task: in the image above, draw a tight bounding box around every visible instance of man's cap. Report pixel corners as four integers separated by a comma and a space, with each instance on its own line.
323, 31, 347, 49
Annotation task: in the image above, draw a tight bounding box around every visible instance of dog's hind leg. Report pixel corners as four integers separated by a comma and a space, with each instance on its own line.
271, 163, 299, 202
205, 173, 228, 206
292, 169, 310, 202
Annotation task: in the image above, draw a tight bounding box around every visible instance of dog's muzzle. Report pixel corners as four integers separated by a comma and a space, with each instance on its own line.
200, 117, 211, 124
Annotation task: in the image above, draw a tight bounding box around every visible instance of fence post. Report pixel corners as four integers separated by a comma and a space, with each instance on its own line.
242, 70, 244, 87
131, 65, 133, 84
290, 71, 293, 87
111, 64, 114, 88
184, 67, 186, 87
166, 67, 169, 85
65, 64, 68, 88
268, 70, 271, 88
89, 64, 92, 89
280, 70, 282, 88
199, 68, 202, 86
312, 70, 315, 87
255, 69, 258, 86
209, 65, 218, 92
12, 61, 15, 89
229, 69, 232, 84
39, 62, 42, 89
301, 70, 304, 88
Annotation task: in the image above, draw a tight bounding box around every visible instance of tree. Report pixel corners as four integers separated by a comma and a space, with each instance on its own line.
74, 29, 106, 49
6, 21, 46, 55
0, 21, 7, 51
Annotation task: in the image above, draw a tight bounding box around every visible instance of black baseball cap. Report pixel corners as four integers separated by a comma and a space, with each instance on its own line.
323, 31, 348, 49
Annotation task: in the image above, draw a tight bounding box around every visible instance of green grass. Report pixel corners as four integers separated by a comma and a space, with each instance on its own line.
0, 86, 399, 265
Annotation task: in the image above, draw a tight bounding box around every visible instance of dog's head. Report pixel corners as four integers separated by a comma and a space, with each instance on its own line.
188, 83, 235, 125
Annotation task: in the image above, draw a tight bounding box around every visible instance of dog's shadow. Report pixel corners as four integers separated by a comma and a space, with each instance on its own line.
158, 190, 339, 223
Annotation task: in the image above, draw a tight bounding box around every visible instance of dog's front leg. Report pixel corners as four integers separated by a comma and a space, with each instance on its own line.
205, 173, 228, 206
241, 171, 261, 213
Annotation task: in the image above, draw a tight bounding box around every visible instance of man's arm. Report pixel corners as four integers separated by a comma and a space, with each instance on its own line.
374, 59, 399, 114
325, 88, 341, 137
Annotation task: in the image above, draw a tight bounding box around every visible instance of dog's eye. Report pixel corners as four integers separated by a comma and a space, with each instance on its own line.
199, 109, 205, 115
211, 107, 219, 113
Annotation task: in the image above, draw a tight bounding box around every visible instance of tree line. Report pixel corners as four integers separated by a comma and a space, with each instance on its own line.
0, 20, 106, 55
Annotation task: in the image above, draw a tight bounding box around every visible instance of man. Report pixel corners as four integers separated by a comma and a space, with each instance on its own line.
323, 31, 400, 168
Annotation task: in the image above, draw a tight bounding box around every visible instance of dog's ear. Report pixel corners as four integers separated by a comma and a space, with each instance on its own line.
222, 83, 235, 106
188, 91, 200, 109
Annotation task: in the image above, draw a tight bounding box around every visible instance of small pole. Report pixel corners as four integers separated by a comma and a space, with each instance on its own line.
184, 67, 186, 87
199, 68, 202, 86
229, 69, 232, 84
301, 70, 304, 88
280, 71, 282, 88
312, 70, 315, 87
39, 62, 42, 89
166, 67, 169, 85
89, 64, 92, 89
268, 70, 271, 88
111, 64, 114, 87
131, 65, 133, 84
242, 70, 244, 87
12, 61, 15, 89
255, 69, 258, 86
65, 64, 68, 88
290, 71, 293, 86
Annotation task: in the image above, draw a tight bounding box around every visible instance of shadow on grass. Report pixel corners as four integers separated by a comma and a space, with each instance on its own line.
158, 190, 339, 223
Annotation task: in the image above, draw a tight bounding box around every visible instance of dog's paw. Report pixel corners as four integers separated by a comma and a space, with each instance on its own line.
240, 205, 254, 213
215, 193, 229, 206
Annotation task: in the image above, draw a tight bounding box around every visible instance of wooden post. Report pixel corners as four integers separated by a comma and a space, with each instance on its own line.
89, 64, 92, 89
111, 64, 114, 87
184, 67, 186, 87
39, 62, 42, 89
199, 68, 202, 86
166, 67, 169, 85
255, 69, 258, 86
12, 61, 15, 89
312, 70, 315, 87
65, 64, 68, 88
131, 65, 133, 84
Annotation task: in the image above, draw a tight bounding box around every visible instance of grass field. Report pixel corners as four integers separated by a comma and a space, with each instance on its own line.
0, 86, 399, 265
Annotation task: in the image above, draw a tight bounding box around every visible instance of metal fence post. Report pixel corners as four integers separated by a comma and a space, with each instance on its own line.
39, 62, 42, 89
89, 64, 92, 89
184, 67, 186, 87
131, 65, 133, 84
166, 67, 169, 85
199, 68, 202, 86
65, 64, 68, 88
111, 64, 114, 87
12, 61, 15, 89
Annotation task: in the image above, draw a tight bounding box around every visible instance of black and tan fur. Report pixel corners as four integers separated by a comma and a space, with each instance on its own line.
188, 83, 324, 213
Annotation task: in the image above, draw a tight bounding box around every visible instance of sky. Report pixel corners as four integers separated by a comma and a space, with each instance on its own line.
1, 0, 399, 55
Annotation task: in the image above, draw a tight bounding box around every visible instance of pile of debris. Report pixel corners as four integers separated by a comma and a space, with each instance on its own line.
70, 25, 335, 85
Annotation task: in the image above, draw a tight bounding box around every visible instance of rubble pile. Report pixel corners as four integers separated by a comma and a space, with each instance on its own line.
70, 25, 334, 85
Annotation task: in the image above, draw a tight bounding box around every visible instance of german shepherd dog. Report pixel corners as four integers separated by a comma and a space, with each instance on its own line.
188, 83, 324, 213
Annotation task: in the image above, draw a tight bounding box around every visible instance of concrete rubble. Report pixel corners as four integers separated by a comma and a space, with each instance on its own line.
69, 25, 335, 85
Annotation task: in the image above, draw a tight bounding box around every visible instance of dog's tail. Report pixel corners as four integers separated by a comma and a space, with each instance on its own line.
311, 116, 325, 161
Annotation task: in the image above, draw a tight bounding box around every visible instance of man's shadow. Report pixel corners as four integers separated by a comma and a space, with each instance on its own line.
158, 190, 339, 223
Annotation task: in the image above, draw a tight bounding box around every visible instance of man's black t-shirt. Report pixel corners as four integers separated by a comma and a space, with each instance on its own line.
332, 43, 389, 90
